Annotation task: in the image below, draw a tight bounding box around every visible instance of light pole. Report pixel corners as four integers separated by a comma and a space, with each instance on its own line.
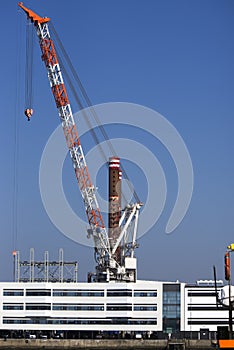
226, 244, 234, 339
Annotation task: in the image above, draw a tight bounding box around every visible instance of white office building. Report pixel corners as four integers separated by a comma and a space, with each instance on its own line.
0, 280, 161, 337
0, 279, 230, 339
182, 281, 228, 337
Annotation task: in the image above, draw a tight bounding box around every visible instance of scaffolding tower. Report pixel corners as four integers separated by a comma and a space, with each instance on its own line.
14, 248, 78, 283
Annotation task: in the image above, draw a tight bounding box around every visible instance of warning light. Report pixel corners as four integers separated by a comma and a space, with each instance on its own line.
227, 244, 234, 251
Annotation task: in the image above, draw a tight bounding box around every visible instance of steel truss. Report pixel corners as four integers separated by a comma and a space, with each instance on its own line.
14, 248, 78, 283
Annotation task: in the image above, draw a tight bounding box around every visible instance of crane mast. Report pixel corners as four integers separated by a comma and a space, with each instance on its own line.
19, 2, 141, 283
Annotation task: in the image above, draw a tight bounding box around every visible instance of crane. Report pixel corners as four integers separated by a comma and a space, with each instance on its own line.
19, 2, 141, 282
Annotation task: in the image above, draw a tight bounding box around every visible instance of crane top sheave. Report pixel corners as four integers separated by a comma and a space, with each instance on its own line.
19, 2, 141, 283
18, 2, 50, 23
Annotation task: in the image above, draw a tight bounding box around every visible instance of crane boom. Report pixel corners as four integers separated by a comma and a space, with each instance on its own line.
18, 2, 111, 275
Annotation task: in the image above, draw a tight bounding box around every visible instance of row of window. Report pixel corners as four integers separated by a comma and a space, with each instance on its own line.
53, 290, 104, 297
187, 292, 216, 297
134, 291, 157, 297
3, 317, 157, 325
53, 304, 104, 311
188, 318, 228, 325
107, 290, 132, 297
187, 305, 220, 311
2, 303, 157, 312
2, 290, 103, 297
3, 289, 157, 297
106, 304, 157, 311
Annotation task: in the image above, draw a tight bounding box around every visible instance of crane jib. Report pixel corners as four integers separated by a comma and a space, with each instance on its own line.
19, 2, 110, 259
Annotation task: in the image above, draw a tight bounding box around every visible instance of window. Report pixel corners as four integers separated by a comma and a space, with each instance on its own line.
3, 289, 24, 296
107, 289, 132, 297
188, 318, 228, 325
163, 284, 180, 333
134, 305, 157, 311
163, 291, 180, 304
3, 318, 31, 324
163, 305, 180, 318
128, 319, 157, 325
188, 305, 219, 311
52, 304, 104, 311
26, 303, 51, 310
3, 303, 23, 310
53, 289, 104, 297
107, 304, 132, 311
134, 290, 157, 297
26, 289, 51, 296
188, 292, 216, 297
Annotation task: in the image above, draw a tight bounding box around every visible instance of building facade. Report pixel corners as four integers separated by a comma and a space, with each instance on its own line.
0, 279, 230, 338
182, 281, 228, 336
0, 280, 162, 336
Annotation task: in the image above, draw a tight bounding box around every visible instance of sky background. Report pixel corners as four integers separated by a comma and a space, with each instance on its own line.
0, 0, 234, 283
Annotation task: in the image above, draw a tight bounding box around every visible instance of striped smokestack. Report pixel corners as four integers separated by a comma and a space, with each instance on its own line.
108, 157, 122, 264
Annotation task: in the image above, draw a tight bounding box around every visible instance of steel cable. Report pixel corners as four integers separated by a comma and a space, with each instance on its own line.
50, 22, 141, 205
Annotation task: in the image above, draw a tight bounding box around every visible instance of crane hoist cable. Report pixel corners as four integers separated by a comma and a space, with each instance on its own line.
50, 22, 141, 205
24, 18, 34, 120
57, 53, 108, 168
57, 52, 130, 207
12, 6, 24, 257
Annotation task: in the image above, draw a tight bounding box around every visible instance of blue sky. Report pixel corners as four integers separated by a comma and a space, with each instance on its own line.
0, 0, 234, 283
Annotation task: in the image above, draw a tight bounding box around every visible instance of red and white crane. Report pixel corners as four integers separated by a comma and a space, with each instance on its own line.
19, 2, 141, 282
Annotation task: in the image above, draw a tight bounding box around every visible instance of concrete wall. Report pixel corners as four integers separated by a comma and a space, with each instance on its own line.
0, 338, 217, 349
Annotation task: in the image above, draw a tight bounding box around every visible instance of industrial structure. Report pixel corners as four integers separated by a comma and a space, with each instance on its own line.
108, 158, 122, 267
14, 249, 78, 283
18, 2, 142, 284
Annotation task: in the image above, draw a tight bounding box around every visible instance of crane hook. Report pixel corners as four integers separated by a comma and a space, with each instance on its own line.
24, 108, 33, 121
